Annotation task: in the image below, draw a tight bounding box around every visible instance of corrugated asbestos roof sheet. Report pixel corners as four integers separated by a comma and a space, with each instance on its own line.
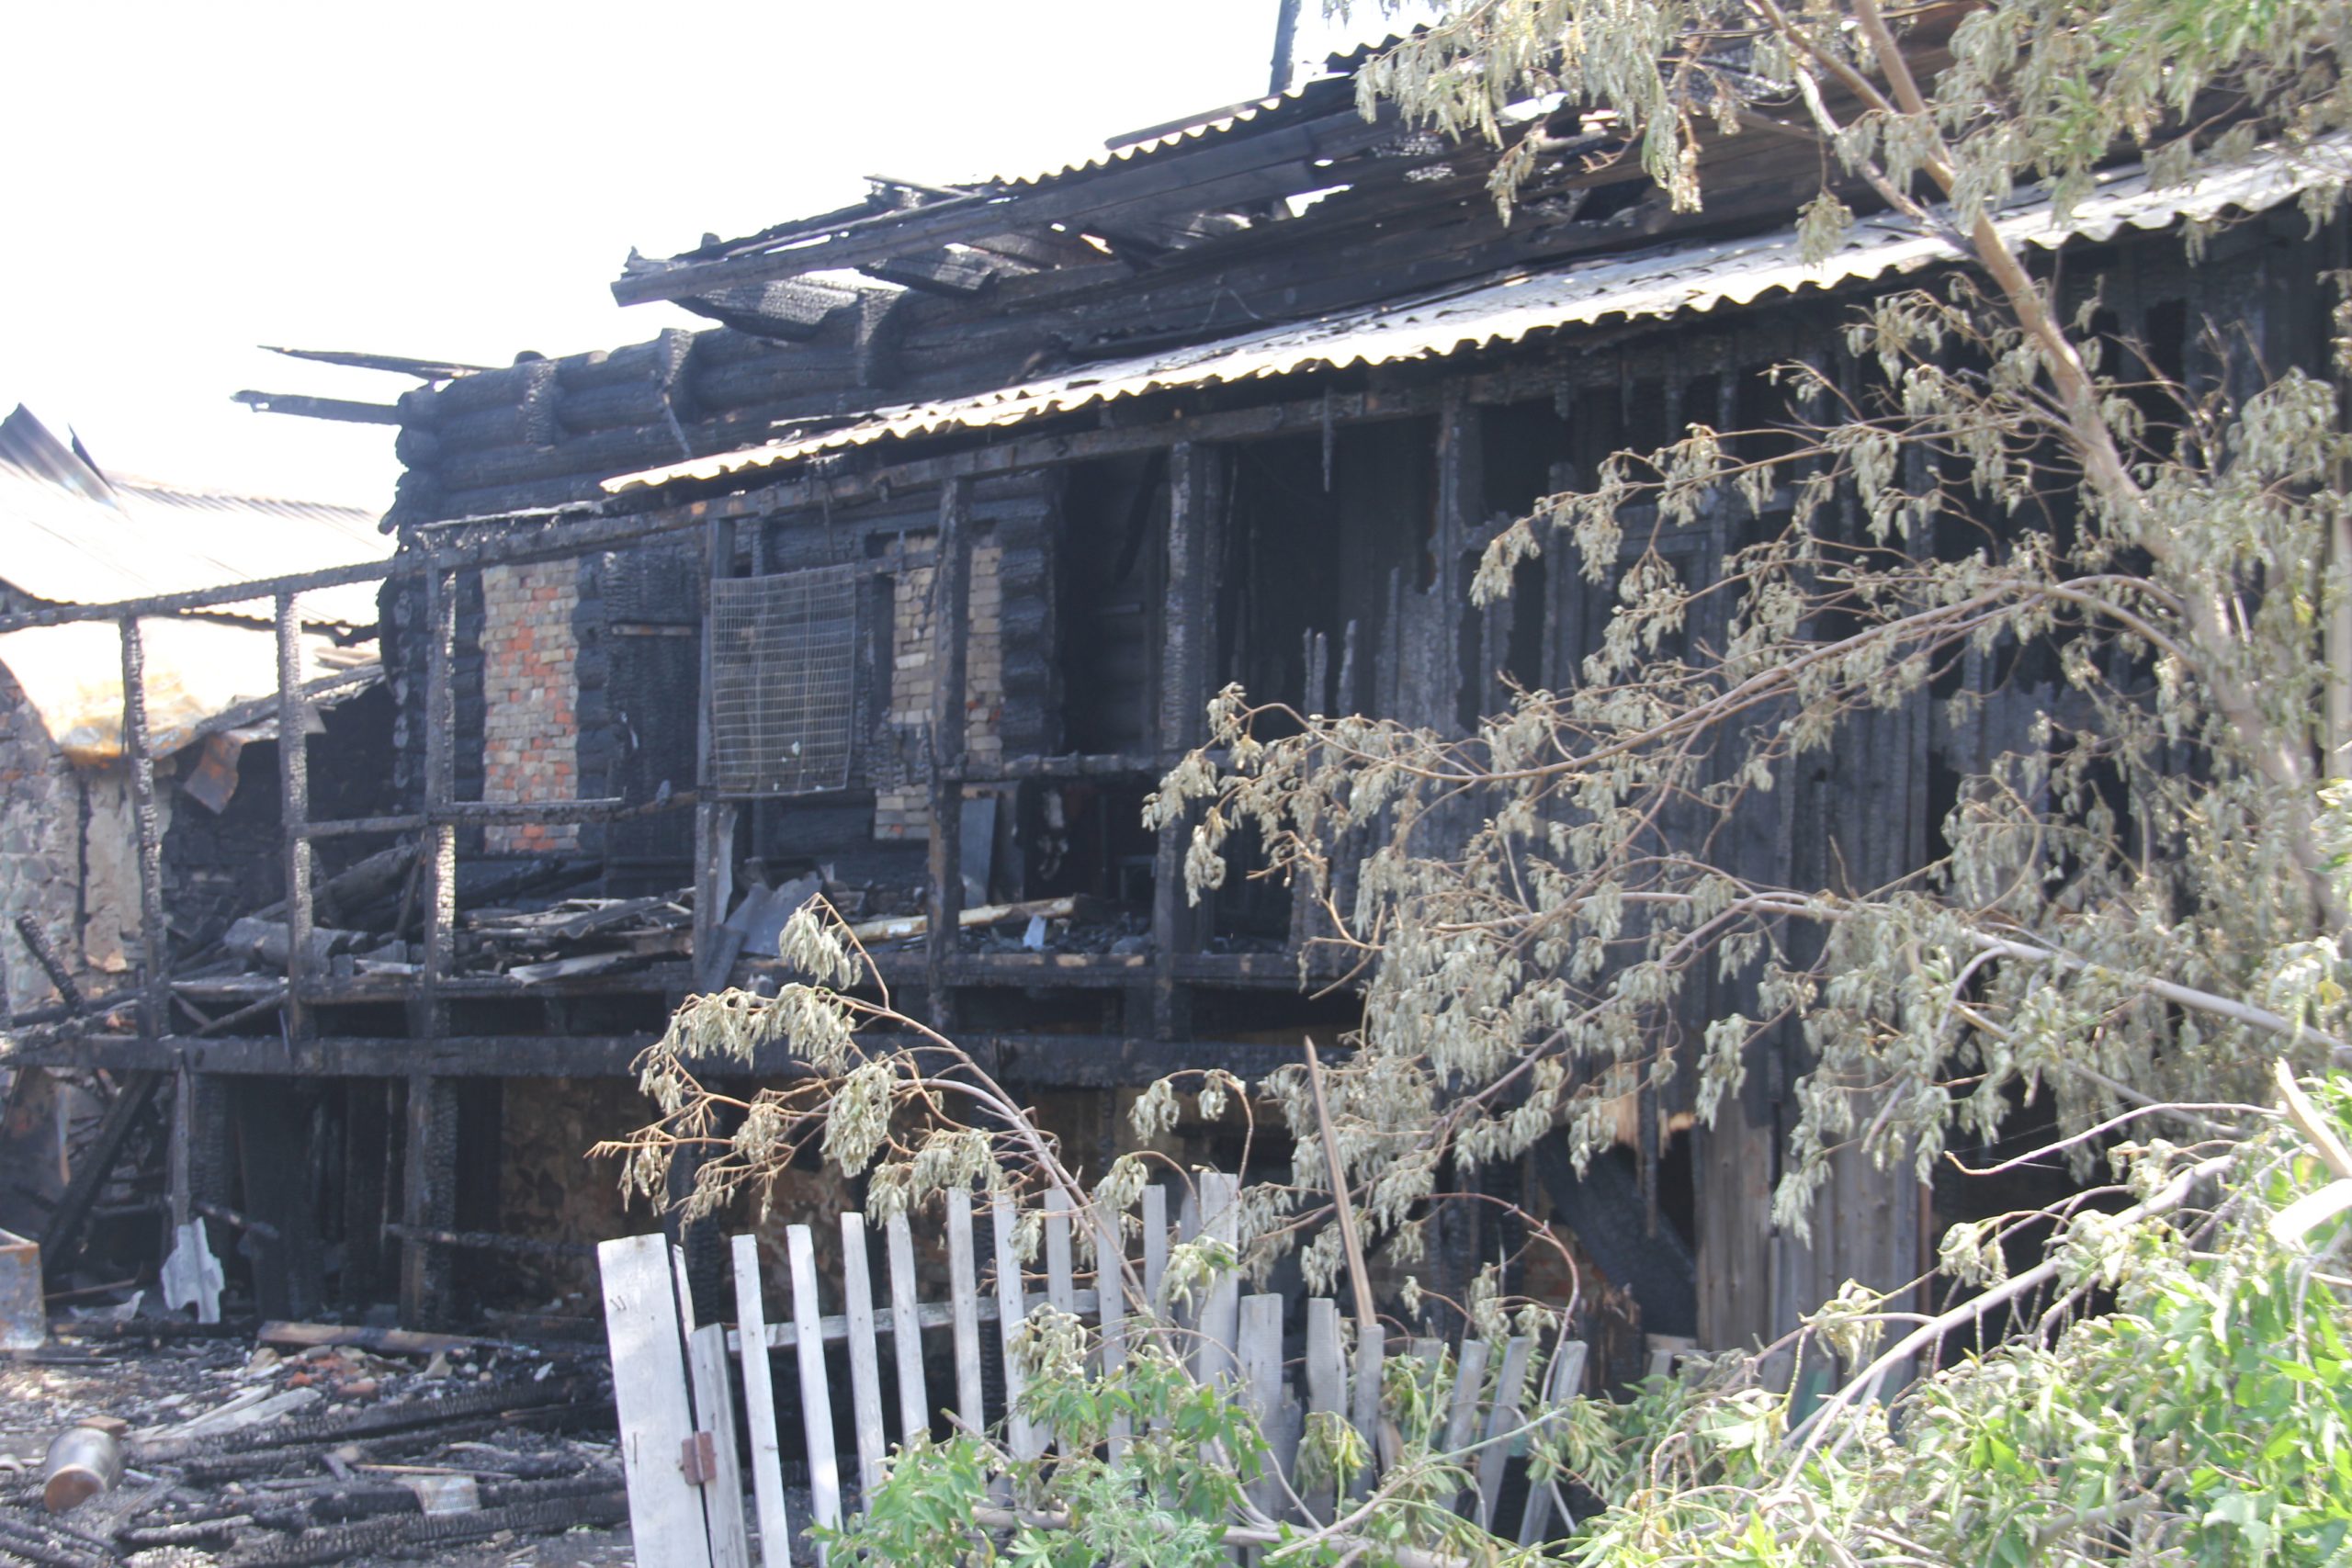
993, 39, 1408, 189
608, 140, 2345, 496
982, 73, 1334, 190
0, 406, 390, 626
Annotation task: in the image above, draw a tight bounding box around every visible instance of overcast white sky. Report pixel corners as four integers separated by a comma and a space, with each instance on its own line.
0, 3, 1396, 511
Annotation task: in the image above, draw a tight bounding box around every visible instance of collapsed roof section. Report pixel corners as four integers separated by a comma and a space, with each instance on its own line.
386, 26, 2346, 531
0, 407, 389, 762
605, 141, 2342, 494
0, 407, 389, 626
609, 58, 1458, 318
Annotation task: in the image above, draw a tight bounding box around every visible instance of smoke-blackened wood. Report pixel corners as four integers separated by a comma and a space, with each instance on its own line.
380, 1223, 596, 1258
413, 571, 457, 1045
15, 913, 85, 1012
398, 1074, 458, 1325
0, 382, 1469, 641
926, 479, 972, 1030
275, 592, 315, 1042
611, 102, 1410, 305
118, 618, 171, 1039
40, 1070, 164, 1268
692, 517, 738, 979
1152, 444, 1220, 1037
232, 390, 402, 424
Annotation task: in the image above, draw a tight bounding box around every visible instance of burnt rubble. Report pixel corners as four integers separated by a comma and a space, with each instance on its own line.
1, 1319, 628, 1568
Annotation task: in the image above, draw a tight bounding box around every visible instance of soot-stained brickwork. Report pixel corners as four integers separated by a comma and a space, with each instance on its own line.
481, 559, 582, 852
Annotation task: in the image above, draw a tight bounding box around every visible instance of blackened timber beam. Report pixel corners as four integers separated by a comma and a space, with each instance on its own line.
293, 794, 684, 841
262, 345, 495, 380
610, 102, 1410, 306
275, 592, 314, 1042
0, 385, 1452, 638
47, 1031, 1325, 1087
975, 750, 1157, 781
0, 345, 1720, 641
189, 666, 385, 750
40, 1071, 164, 1270
15, 913, 85, 1012
926, 477, 972, 1031
382, 1223, 595, 1260
232, 390, 402, 424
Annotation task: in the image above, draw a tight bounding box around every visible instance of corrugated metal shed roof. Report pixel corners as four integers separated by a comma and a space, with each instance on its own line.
608, 140, 2344, 496
0, 406, 390, 626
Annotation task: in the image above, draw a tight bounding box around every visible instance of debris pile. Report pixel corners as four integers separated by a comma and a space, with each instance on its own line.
162, 843, 694, 993
0, 1321, 627, 1567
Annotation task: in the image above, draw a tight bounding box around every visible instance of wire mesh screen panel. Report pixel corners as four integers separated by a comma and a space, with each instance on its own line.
708, 565, 861, 796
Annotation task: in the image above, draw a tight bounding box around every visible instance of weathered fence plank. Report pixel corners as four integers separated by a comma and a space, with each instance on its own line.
990, 1191, 1043, 1461
1302, 1296, 1346, 1521
607, 1180, 1595, 1563
1516, 1339, 1589, 1547
839, 1212, 888, 1504
689, 1322, 752, 1568
786, 1224, 843, 1550
946, 1190, 986, 1433
1196, 1172, 1240, 1387
1475, 1335, 1534, 1532
729, 1235, 793, 1568
597, 1235, 716, 1568
1238, 1292, 1287, 1524
887, 1213, 930, 1443
1141, 1184, 1169, 1311
1095, 1203, 1130, 1461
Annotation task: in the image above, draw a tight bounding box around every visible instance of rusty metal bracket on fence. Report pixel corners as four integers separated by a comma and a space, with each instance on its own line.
678, 1432, 718, 1486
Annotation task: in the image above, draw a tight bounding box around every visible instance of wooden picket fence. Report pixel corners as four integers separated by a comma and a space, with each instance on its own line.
598, 1175, 1588, 1568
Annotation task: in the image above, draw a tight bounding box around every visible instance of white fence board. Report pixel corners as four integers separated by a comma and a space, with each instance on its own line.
597, 1235, 716, 1568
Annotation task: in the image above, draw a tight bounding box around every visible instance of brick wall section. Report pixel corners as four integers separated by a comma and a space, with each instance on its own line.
481, 559, 582, 852
876, 537, 1003, 840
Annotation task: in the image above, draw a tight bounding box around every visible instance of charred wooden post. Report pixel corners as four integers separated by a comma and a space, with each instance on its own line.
692, 516, 740, 989
276, 591, 315, 1041
1152, 444, 1220, 1038
1434, 389, 1483, 730
341, 1081, 393, 1303
118, 617, 171, 1042
400, 570, 461, 1324
116, 615, 195, 1242
1268, 0, 1302, 96
400, 1073, 458, 1325
926, 478, 972, 1030
40, 1071, 165, 1269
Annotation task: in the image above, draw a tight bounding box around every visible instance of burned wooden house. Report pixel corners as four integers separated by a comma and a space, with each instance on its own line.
8, 43, 2336, 1363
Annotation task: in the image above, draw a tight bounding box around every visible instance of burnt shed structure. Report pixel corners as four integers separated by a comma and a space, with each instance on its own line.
12, 46, 2339, 1354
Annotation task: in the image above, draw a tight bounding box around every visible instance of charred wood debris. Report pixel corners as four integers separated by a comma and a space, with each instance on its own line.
1, 1319, 631, 1567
